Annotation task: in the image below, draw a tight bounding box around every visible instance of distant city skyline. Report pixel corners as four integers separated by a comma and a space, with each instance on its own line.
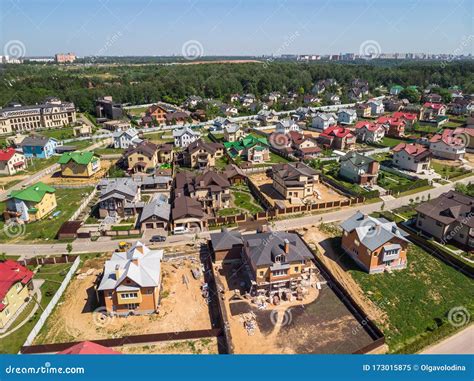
1, 0, 473, 57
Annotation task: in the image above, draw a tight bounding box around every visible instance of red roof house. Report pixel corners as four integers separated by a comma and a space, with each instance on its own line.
376, 116, 406, 138
0, 148, 27, 176
0, 260, 33, 312
317, 125, 356, 150
58, 341, 120, 354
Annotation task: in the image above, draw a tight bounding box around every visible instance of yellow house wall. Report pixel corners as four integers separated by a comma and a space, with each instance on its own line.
0, 283, 29, 328
127, 153, 158, 171
30, 192, 57, 221
61, 161, 94, 178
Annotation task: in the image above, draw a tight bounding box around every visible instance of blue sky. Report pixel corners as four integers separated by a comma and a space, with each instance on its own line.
0, 0, 472, 57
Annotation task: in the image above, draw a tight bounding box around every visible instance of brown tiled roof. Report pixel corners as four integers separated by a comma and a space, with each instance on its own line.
186, 139, 223, 155
415, 191, 474, 228
172, 196, 205, 220
124, 141, 158, 159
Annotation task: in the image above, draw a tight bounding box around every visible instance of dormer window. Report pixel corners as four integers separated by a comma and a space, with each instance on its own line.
275, 255, 283, 263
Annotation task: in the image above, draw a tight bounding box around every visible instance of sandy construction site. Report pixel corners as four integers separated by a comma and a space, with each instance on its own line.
215, 262, 374, 354
249, 172, 347, 208
34, 256, 213, 350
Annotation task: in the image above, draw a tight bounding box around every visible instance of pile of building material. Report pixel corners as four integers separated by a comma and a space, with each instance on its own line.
240, 312, 257, 336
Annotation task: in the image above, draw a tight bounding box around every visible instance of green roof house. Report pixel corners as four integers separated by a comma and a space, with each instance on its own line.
224, 135, 269, 163
390, 85, 404, 95
58, 151, 101, 178
6, 182, 57, 222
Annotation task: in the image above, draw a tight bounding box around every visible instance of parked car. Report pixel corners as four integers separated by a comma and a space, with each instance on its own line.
173, 226, 190, 235
150, 235, 166, 242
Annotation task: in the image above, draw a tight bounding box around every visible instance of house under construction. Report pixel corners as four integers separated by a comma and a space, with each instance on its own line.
209, 229, 317, 298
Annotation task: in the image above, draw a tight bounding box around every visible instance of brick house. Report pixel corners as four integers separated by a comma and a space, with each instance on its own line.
97, 242, 163, 316
340, 212, 410, 274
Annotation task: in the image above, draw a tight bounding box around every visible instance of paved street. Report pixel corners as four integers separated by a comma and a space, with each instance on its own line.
2, 175, 473, 257
422, 325, 474, 354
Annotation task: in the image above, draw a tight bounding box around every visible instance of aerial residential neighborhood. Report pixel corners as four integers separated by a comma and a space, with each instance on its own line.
0, 2, 472, 371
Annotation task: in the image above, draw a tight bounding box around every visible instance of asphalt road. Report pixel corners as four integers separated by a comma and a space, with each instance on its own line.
3, 175, 473, 257
422, 324, 474, 354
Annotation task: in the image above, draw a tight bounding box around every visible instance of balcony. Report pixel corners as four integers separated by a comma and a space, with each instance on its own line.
382, 244, 401, 262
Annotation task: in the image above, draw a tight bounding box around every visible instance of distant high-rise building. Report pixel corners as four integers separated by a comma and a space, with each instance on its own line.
55, 52, 76, 63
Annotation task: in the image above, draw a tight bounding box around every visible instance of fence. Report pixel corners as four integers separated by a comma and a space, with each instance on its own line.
401, 224, 474, 278
21, 256, 81, 350
21, 328, 222, 354
69, 187, 98, 221
18, 255, 78, 268
104, 229, 141, 237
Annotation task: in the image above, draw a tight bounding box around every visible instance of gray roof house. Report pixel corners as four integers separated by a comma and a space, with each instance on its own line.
98, 178, 141, 219
112, 128, 142, 149
173, 127, 201, 148
97, 241, 163, 315
138, 193, 171, 231
340, 211, 410, 273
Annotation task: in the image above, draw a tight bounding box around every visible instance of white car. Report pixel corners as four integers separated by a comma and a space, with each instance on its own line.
173, 226, 190, 235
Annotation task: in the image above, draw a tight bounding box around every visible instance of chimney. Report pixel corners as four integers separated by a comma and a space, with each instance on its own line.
114, 264, 123, 279
283, 239, 290, 254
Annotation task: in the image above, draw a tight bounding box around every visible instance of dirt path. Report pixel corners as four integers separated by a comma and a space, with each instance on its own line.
300, 227, 387, 327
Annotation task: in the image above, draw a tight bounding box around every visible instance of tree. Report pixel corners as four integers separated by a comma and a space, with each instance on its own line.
66, 243, 73, 254
399, 87, 421, 103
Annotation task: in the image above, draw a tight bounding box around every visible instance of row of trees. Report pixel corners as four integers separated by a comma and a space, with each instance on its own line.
1, 60, 473, 113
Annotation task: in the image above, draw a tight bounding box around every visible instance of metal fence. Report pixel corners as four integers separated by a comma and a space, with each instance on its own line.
21, 256, 81, 350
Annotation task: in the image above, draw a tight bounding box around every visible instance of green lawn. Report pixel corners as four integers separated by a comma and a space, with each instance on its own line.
0, 187, 93, 243
431, 162, 469, 180
268, 152, 290, 164
217, 208, 242, 216
348, 244, 474, 353
142, 132, 174, 144
233, 190, 263, 214
0, 261, 73, 354
21, 157, 58, 175
379, 137, 405, 148
40, 127, 76, 141
126, 106, 148, 116
215, 155, 229, 170
377, 170, 411, 191
66, 139, 96, 150
93, 147, 124, 155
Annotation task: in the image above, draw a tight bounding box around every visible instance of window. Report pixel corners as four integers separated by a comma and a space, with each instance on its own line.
294, 267, 299, 273
5, 308, 9, 316
121, 292, 138, 299
354, 239, 360, 247
127, 303, 139, 310
259, 271, 264, 277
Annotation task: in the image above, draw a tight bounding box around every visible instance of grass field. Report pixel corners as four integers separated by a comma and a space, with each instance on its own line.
40, 127, 76, 140
0, 187, 93, 243
348, 244, 474, 353
377, 170, 411, 191
379, 137, 406, 148
431, 161, 469, 180
232, 189, 263, 214
0, 262, 74, 354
